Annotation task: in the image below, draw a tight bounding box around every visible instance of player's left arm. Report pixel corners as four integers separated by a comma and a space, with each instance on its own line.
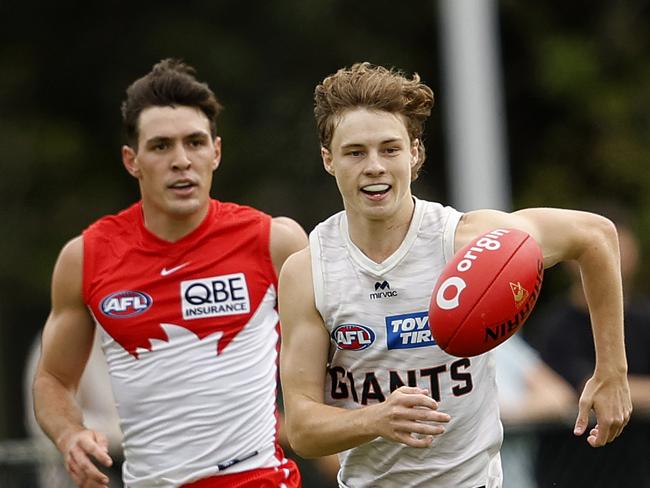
457, 207, 632, 447
270, 217, 309, 275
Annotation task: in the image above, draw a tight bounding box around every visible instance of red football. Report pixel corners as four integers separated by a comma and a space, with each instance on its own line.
429, 228, 544, 357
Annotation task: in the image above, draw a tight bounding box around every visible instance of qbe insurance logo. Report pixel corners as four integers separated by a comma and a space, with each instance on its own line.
181, 273, 250, 320
385, 311, 437, 349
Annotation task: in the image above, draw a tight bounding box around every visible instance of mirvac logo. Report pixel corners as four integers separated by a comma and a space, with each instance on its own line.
369, 280, 398, 300
181, 273, 250, 320
101, 291, 153, 318
385, 311, 436, 349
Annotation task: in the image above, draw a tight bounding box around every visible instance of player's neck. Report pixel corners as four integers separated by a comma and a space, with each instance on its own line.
346, 198, 415, 264
141, 202, 210, 243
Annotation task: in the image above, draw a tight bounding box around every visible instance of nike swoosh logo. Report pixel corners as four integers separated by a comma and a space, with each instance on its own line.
160, 262, 190, 276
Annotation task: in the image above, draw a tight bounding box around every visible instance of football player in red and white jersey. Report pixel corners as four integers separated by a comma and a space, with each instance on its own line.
33, 59, 307, 488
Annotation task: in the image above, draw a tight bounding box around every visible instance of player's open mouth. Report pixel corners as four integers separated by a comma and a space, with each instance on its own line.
168, 180, 197, 196
360, 183, 391, 197
168, 180, 196, 190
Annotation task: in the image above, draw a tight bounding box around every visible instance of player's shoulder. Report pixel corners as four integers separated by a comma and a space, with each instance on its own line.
53, 235, 84, 280
280, 247, 311, 279
284, 246, 311, 267
270, 217, 308, 254
271, 216, 305, 236
454, 209, 512, 250
59, 235, 83, 259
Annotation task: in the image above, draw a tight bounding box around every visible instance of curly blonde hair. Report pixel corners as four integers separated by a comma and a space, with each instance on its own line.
314, 62, 434, 180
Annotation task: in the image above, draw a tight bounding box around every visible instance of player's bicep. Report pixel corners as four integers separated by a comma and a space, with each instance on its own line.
512, 208, 618, 268
38, 237, 95, 391
279, 249, 330, 408
457, 208, 612, 269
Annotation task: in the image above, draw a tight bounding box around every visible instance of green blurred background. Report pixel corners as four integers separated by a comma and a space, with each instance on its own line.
1, 0, 649, 440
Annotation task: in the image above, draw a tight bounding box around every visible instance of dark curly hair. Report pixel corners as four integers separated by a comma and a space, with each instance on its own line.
121, 58, 223, 149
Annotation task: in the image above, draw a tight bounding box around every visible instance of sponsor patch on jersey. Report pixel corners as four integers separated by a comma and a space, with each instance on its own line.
181, 272, 250, 320
369, 280, 398, 300
100, 291, 153, 318
331, 324, 376, 351
385, 311, 437, 349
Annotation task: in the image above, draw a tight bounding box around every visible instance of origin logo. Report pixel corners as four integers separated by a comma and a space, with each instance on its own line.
331, 324, 375, 351
100, 291, 153, 318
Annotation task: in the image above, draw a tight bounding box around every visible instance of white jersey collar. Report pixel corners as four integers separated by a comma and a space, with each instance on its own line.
339, 196, 425, 277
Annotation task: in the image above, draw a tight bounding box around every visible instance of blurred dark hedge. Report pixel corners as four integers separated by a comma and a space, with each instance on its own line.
0, 0, 648, 437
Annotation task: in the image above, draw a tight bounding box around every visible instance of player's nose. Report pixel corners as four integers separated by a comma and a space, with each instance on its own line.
171, 146, 192, 170
363, 150, 386, 175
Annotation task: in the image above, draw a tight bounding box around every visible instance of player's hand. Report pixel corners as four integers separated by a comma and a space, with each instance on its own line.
574, 372, 632, 447
368, 386, 450, 448
59, 428, 113, 487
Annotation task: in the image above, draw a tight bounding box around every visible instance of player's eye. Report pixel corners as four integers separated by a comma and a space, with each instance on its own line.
152, 142, 169, 151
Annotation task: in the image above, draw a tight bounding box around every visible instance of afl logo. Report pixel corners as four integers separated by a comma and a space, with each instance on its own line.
100, 291, 153, 318
332, 324, 375, 351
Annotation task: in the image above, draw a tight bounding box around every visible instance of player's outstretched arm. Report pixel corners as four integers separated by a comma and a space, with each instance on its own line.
279, 249, 450, 458
32, 237, 113, 486
457, 207, 632, 447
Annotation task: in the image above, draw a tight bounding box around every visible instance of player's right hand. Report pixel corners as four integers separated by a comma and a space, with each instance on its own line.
369, 386, 451, 448
60, 429, 113, 487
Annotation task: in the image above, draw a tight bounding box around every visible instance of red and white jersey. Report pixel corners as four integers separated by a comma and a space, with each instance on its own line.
83, 199, 296, 487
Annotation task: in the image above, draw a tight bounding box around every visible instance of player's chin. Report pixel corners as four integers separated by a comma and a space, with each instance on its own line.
167, 199, 202, 216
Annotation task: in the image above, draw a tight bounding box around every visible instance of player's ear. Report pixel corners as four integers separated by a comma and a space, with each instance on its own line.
122, 145, 141, 178
212, 136, 222, 171
322, 146, 335, 176
410, 139, 420, 170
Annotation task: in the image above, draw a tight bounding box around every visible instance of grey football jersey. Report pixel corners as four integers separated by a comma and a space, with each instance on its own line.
310, 198, 503, 488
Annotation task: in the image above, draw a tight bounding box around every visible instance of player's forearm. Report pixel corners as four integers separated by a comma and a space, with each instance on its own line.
286, 399, 379, 458
574, 217, 627, 375
33, 371, 85, 453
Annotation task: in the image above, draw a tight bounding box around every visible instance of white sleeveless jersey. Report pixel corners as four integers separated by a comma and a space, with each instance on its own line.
310, 198, 503, 488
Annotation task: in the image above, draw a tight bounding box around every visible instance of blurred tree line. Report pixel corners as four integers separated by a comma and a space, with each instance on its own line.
0, 0, 648, 437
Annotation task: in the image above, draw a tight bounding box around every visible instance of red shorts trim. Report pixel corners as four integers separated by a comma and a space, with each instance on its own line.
181, 459, 301, 488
